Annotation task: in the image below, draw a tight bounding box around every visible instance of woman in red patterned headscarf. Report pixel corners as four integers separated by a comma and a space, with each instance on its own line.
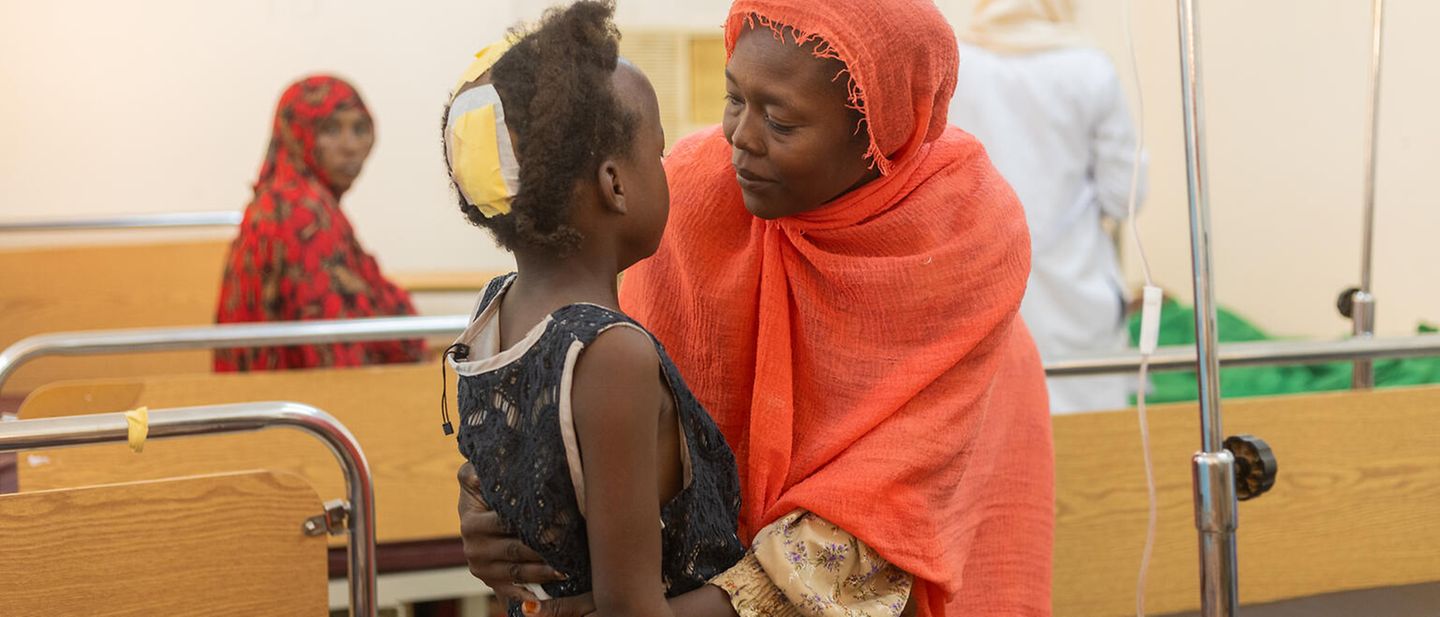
215, 75, 423, 371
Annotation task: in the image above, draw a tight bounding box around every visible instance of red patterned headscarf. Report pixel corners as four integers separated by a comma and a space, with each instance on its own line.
255, 75, 368, 197
215, 75, 423, 371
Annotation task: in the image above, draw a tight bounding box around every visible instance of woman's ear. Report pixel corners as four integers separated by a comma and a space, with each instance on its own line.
596, 158, 627, 214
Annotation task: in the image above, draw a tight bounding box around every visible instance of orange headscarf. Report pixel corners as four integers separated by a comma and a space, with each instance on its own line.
620, 1, 1054, 615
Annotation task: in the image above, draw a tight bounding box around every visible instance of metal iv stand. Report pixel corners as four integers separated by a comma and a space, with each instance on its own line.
1339, 0, 1388, 389
1175, 1, 1279, 615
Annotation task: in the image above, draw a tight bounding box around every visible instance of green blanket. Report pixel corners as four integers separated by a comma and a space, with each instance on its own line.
1126, 300, 1440, 403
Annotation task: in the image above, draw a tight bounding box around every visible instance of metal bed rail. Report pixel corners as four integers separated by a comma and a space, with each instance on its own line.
0, 211, 241, 232
1044, 333, 1440, 377
0, 402, 377, 616
0, 315, 470, 392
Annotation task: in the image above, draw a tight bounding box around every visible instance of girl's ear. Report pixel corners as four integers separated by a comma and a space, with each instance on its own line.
596, 158, 627, 215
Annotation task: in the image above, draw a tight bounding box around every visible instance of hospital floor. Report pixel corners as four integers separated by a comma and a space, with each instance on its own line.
1162, 582, 1440, 616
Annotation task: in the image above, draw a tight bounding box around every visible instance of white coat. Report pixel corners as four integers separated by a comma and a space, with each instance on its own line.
949, 42, 1147, 413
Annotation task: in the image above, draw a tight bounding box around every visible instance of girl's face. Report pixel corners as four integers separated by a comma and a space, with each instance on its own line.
609, 64, 671, 267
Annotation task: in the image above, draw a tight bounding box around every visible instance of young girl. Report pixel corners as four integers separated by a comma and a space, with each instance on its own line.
440, 3, 743, 616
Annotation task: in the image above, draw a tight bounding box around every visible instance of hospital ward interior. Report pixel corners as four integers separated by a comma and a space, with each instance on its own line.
0, 0, 1437, 616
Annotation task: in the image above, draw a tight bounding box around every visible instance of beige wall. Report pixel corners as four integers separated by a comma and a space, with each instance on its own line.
2, 1, 1435, 338
0, 0, 521, 273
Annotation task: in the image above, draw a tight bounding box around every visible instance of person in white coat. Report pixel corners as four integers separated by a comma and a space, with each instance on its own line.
949, 0, 1146, 413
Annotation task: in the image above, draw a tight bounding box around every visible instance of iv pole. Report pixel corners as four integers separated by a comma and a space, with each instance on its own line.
1345, 0, 1387, 388
1176, 1, 1240, 614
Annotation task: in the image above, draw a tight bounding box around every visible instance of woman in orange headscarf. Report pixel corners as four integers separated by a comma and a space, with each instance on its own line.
215, 76, 423, 371
459, 1, 1053, 615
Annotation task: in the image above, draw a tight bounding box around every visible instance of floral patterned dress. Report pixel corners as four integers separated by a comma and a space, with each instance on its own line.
714, 510, 914, 617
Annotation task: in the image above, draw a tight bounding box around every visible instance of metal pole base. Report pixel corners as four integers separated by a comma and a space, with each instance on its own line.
1193, 450, 1239, 617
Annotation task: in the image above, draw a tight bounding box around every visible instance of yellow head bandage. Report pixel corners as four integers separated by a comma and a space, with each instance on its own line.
447, 41, 521, 219
454, 39, 515, 92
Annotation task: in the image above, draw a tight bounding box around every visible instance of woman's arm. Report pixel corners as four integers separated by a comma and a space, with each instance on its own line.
712, 511, 913, 617
524, 580, 740, 617
664, 585, 741, 617
462, 470, 732, 616
525, 512, 914, 617
458, 469, 737, 617
569, 327, 677, 617
457, 463, 565, 603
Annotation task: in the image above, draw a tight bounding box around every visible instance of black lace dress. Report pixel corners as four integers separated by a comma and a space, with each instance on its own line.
449, 274, 743, 615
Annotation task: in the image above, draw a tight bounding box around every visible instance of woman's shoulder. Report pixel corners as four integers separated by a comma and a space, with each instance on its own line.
900, 127, 1030, 243
922, 126, 999, 191
240, 180, 340, 232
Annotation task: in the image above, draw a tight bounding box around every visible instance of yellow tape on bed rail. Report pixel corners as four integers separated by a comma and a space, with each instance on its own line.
125, 406, 148, 453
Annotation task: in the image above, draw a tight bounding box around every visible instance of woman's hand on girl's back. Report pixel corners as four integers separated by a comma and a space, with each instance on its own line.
457, 462, 568, 602
525, 593, 597, 617
457, 402, 738, 617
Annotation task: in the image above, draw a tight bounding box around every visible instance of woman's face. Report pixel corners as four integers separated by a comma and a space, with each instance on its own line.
314, 106, 375, 195
723, 25, 879, 219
